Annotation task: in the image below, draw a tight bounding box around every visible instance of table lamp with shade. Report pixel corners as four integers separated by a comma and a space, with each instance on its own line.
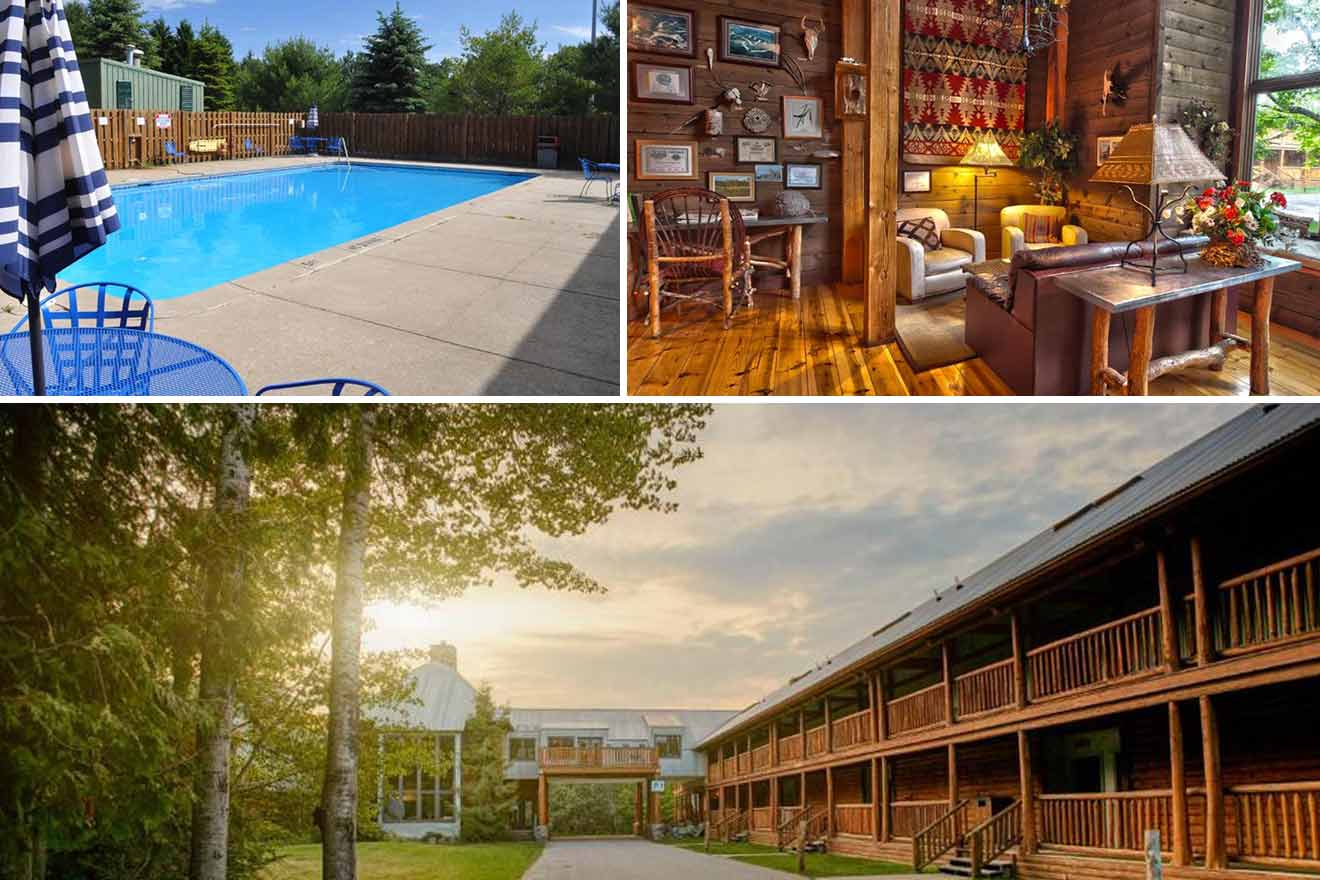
960, 131, 1016, 233
1089, 116, 1226, 284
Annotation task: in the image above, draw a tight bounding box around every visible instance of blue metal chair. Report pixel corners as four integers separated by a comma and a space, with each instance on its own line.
163, 140, 188, 163
244, 138, 266, 156
289, 135, 306, 154
9, 282, 154, 333
255, 378, 390, 396
326, 137, 346, 156
579, 158, 616, 200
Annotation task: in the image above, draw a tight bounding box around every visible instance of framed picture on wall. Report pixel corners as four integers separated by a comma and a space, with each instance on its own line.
735, 136, 777, 163
902, 170, 931, 193
782, 95, 823, 139
635, 139, 698, 180
754, 163, 783, 182
632, 62, 693, 104
707, 171, 757, 202
628, 4, 696, 57
1097, 135, 1123, 165
785, 163, 822, 189
718, 16, 782, 67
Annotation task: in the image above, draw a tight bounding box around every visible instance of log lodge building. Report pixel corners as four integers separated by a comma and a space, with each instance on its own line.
695, 403, 1320, 879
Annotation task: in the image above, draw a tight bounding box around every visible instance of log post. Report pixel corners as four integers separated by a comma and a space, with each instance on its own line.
537, 773, 549, 831
796, 819, 807, 872
868, 672, 879, 743
634, 781, 643, 836
1251, 276, 1274, 395
1191, 537, 1212, 667
879, 755, 891, 842
877, 671, 889, 741
862, 0, 900, 344
1018, 731, 1036, 854
826, 764, 835, 838
871, 757, 882, 842
824, 696, 833, 753
942, 641, 955, 724
1169, 702, 1190, 866
947, 743, 957, 807
1011, 610, 1027, 708
1200, 695, 1226, 868
1157, 549, 1180, 672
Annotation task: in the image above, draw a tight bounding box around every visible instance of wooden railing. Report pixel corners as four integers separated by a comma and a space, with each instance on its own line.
805, 803, 830, 841
1037, 790, 1173, 853
892, 799, 953, 840
955, 658, 1016, 718
778, 732, 803, 763
805, 723, 829, 757
834, 803, 875, 837
708, 761, 722, 784
1027, 607, 1163, 700
831, 709, 873, 750
1229, 781, 1320, 863
711, 809, 749, 841
752, 744, 772, 772
776, 806, 805, 848
1218, 549, 1320, 653
967, 800, 1021, 875
723, 757, 735, 780
914, 799, 971, 869
751, 806, 774, 831
539, 746, 657, 770
887, 682, 948, 735
737, 752, 751, 775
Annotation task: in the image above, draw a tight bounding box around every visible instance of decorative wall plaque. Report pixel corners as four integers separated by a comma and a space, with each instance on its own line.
743, 107, 772, 133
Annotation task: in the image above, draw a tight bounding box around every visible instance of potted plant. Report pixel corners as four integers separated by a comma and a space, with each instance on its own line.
1018, 121, 1079, 206
1183, 181, 1287, 268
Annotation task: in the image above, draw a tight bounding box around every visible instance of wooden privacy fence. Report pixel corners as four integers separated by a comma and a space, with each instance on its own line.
317, 113, 618, 169
86, 110, 617, 171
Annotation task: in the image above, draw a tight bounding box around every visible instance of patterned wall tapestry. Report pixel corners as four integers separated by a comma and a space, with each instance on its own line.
903, 0, 1027, 164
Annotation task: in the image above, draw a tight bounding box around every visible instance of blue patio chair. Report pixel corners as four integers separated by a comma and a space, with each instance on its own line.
326, 137, 346, 156
255, 378, 390, 396
8, 282, 154, 333
579, 158, 616, 200
289, 135, 306, 154
244, 138, 266, 156
163, 140, 188, 163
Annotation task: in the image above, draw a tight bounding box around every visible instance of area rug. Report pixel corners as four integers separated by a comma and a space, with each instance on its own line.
895, 290, 976, 372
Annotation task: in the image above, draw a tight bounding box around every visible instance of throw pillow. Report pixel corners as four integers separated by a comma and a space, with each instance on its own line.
898, 216, 941, 251
1023, 212, 1061, 244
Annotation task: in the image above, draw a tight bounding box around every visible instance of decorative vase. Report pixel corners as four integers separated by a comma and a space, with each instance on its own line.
1200, 239, 1262, 269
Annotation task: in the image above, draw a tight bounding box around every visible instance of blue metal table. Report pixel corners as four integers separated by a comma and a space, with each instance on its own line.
0, 327, 248, 396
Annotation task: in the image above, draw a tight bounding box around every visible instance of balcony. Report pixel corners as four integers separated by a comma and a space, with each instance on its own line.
538, 746, 657, 774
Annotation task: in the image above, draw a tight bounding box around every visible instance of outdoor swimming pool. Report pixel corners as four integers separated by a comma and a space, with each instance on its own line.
61, 162, 535, 299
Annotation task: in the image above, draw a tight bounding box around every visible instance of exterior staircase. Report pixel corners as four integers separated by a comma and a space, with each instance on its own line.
938, 846, 1015, 878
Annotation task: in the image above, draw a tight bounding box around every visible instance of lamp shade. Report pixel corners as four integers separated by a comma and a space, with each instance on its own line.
960, 131, 1014, 168
1090, 120, 1224, 185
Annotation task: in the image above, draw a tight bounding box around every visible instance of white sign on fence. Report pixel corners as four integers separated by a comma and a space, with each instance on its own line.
154, 113, 171, 130
97, 117, 108, 126
135, 117, 146, 126
650, 780, 666, 793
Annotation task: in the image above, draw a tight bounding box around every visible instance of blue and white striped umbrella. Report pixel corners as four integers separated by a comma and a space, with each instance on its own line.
307, 104, 318, 130
1, 0, 119, 393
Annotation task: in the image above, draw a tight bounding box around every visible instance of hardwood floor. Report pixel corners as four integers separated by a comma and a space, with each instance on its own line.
626, 284, 1320, 396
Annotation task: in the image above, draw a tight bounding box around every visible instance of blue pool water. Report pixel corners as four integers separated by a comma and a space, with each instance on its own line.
63, 162, 535, 299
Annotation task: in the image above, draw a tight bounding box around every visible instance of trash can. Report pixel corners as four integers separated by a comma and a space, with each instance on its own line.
536, 135, 560, 169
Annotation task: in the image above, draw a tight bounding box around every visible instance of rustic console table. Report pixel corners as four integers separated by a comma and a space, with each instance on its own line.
742, 215, 830, 299
1053, 254, 1302, 395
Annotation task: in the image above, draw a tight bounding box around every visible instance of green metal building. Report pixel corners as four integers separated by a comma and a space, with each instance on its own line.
81, 57, 205, 112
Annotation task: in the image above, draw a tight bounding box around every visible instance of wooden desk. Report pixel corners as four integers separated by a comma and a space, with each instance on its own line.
742, 216, 829, 299
1053, 254, 1302, 395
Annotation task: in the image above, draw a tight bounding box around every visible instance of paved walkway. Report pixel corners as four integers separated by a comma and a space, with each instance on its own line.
19, 155, 619, 396
520, 838, 931, 879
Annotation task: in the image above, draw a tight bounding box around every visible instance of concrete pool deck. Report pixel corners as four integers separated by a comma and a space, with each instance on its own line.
22, 155, 620, 396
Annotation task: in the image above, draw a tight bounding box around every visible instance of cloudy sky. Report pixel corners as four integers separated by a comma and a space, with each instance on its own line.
365, 402, 1248, 712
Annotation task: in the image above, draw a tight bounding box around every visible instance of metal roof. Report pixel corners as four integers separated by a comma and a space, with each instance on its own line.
374, 660, 479, 732
695, 404, 1320, 749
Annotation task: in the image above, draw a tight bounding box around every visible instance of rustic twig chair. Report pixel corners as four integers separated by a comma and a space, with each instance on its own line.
642, 188, 753, 338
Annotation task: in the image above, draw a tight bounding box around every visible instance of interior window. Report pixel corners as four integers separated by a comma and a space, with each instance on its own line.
655, 733, 682, 758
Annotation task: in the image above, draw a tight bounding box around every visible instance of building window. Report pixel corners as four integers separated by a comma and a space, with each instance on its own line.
576, 736, 604, 749
383, 732, 455, 822
509, 737, 537, 761
1242, 0, 1320, 261
179, 85, 194, 111
115, 81, 132, 109
547, 736, 575, 749
655, 734, 682, 759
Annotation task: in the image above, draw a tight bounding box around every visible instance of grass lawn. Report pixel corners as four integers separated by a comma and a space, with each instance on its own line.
668, 840, 779, 855
730, 852, 919, 877
261, 841, 544, 880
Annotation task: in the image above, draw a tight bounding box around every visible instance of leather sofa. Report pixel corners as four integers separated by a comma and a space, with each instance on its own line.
964, 236, 1237, 395
896, 207, 986, 302
1000, 205, 1088, 259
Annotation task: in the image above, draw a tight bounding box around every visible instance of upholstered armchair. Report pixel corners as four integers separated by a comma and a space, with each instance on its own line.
1001, 205, 1087, 259
895, 207, 986, 302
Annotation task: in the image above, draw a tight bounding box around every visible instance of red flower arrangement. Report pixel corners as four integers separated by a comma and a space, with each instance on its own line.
1182, 179, 1285, 268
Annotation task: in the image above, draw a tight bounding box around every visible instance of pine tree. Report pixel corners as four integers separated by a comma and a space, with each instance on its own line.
460, 685, 516, 842
81, 0, 147, 62
144, 17, 172, 71
193, 25, 237, 110
350, 3, 431, 113
64, 0, 91, 56
170, 20, 198, 78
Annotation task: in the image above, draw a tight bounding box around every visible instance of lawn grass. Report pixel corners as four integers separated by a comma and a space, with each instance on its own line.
667, 840, 779, 855
261, 841, 544, 880
730, 851, 919, 877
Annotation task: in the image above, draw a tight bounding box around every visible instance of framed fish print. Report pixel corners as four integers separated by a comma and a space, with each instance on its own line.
628, 4, 696, 57
635, 139, 698, 180
785, 163, 822, 189
707, 171, 757, 202
718, 16, 781, 67
632, 62, 693, 104
754, 163, 784, 182
782, 95, 823, 140
735, 136, 777, 163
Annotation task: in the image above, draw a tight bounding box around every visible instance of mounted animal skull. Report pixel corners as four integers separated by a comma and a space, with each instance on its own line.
800, 16, 824, 61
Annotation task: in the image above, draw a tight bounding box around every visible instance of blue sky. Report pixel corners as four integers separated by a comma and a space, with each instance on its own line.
139, 0, 604, 61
